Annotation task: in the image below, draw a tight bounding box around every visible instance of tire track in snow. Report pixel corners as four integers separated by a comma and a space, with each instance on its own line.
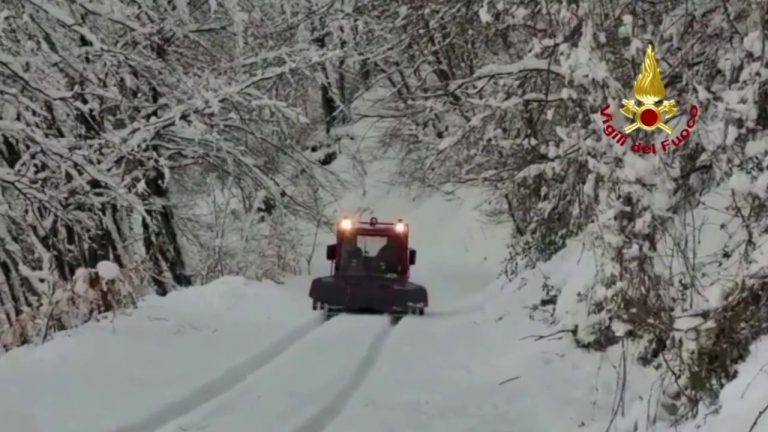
290, 316, 402, 432
114, 314, 327, 432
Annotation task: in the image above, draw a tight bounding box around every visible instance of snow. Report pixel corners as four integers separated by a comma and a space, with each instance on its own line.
0, 9, 10, 28
156, 315, 392, 432
618, 15, 633, 38
743, 30, 764, 57
622, 153, 657, 184
0, 87, 763, 432
0, 276, 316, 432
0, 91, 529, 432
728, 170, 753, 194
478, 1, 493, 23
437, 134, 460, 151
96, 260, 121, 280
745, 139, 768, 157
325, 240, 657, 432
0, 237, 646, 432
469, 58, 563, 81
0, 88, 615, 432
754, 172, 768, 198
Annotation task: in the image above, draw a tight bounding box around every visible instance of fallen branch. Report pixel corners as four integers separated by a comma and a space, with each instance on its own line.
498, 376, 520, 386
519, 327, 575, 341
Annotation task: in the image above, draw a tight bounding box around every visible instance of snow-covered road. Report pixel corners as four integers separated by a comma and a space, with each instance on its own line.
154, 314, 396, 432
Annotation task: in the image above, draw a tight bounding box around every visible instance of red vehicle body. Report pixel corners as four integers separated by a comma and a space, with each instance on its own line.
309, 217, 428, 317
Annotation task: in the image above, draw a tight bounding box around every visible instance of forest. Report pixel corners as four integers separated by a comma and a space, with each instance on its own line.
1, 0, 767, 423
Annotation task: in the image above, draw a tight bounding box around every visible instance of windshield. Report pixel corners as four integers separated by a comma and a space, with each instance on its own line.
338, 234, 404, 275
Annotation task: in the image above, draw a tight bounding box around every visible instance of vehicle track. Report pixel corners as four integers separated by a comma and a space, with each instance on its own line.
290, 316, 399, 432
151, 313, 404, 432
113, 314, 328, 432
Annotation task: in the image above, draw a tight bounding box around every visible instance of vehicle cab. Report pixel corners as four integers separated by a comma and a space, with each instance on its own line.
326, 217, 417, 280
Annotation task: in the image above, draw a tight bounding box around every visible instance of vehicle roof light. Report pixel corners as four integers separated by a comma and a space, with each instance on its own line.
394, 222, 406, 233
340, 218, 352, 230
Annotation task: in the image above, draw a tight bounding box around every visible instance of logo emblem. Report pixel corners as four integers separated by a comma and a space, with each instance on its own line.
598, 43, 700, 155
620, 44, 679, 134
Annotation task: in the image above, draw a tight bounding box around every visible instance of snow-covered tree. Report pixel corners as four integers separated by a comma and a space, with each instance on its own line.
0, 0, 340, 349
333, 0, 767, 418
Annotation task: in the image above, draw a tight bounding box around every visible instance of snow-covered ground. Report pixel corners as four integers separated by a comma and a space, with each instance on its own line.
0, 276, 318, 432
0, 90, 761, 432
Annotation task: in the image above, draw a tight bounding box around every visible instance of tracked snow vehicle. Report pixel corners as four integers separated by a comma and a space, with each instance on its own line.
309, 217, 428, 318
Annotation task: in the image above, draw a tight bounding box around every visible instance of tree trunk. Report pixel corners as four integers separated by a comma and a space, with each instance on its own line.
0, 252, 34, 316
312, 27, 338, 134
0, 278, 13, 340
336, 35, 350, 125
360, 57, 370, 83
320, 72, 337, 134
142, 166, 191, 296
2, 132, 76, 297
